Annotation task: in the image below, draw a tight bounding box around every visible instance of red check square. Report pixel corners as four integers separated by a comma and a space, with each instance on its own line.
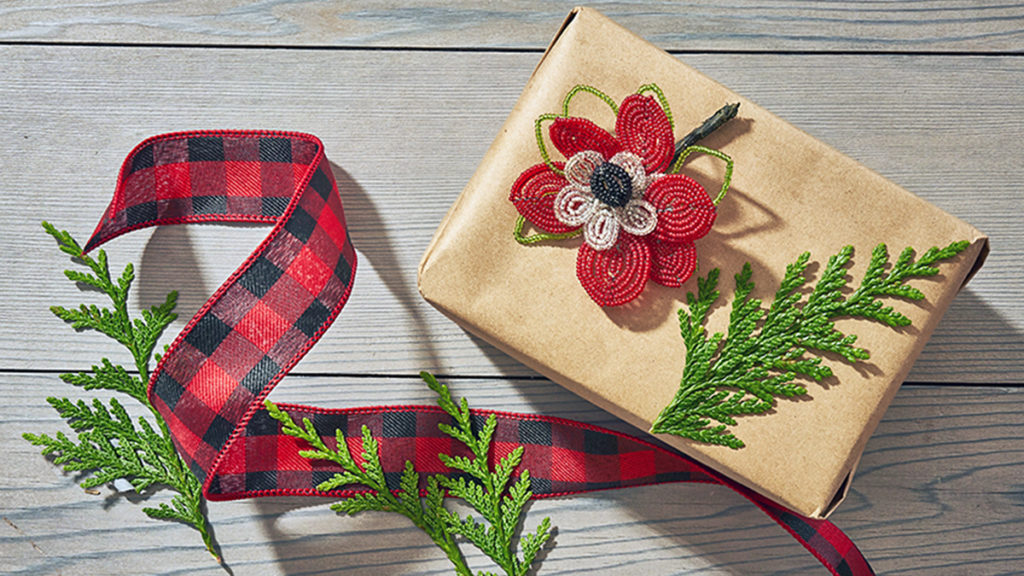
550, 447, 587, 483
123, 167, 156, 203
154, 163, 192, 199
246, 435, 281, 471
225, 161, 262, 196
619, 450, 656, 481
379, 437, 417, 473
190, 361, 237, 413
287, 245, 332, 296
415, 437, 455, 474
209, 331, 263, 381
234, 301, 291, 353
262, 274, 315, 321
259, 162, 294, 197
189, 161, 227, 197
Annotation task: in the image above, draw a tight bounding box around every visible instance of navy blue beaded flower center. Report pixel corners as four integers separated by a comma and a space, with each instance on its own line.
590, 162, 632, 208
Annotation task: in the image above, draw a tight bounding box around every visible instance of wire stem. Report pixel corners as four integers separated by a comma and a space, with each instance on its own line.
672, 103, 740, 166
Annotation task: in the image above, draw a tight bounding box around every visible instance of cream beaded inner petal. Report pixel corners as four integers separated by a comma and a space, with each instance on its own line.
618, 199, 658, 236
564, 150, 604, 187
609, 151, 648, 193
554, 185, 598, 227
585, 206, 620, 251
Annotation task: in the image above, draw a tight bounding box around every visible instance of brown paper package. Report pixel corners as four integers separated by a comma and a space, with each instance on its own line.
418, 7, 988, 518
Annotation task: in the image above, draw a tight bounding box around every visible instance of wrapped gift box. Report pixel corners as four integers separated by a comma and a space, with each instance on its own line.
418, 7, 987, 517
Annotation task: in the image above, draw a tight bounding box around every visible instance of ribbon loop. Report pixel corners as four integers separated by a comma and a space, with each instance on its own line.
87, 131, 357, 490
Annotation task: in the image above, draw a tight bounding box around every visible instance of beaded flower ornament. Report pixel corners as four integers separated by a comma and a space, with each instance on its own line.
509, 84, 733, 307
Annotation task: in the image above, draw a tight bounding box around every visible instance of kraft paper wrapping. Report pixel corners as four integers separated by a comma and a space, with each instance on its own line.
418, 7, 987, 518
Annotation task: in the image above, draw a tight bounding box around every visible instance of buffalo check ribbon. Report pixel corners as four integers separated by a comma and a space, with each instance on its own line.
85, 130, 873, 576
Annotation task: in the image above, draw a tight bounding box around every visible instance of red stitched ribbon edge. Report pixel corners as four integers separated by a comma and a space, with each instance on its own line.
84, 131, 873, 576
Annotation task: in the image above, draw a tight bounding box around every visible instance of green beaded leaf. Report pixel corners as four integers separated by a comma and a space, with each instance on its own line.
651, 241, 970, 449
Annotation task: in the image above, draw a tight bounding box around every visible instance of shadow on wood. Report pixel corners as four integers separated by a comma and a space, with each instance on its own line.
330, 161, 442, 373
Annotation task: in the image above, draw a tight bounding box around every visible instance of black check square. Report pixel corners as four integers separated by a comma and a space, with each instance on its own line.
382, 412, 417, 438
312, 412, 346, 436
192, 195, 228, 215
188, 136, 225, 162
312, 470, 338, 488
284, 206, 316, 243
294, 300, 330, 337
583, 429, 618, 455
125, 201, 158, 226
309, 169, 332, 200
469, 413, 488, 436
383, 471, 403, 491
188, 460, 206, 482
259, 138, 292, 163
130, 146, 154, 173
240, 356, 280, 394
206, 475, 222, 495
247, 408, 281, 436
185, 314, 233, 356
334, 253, 353, 285
202, 415, 236, 451
245, 470, 276, 491
153, 371, 185, 411
529, 475, 551, 495
656, 471, 692, 484
262, 196, 290, 217
449, 471, 477, 487
781, 511, 817, 541
238, 257, 284, 298
518, 420, 552, 446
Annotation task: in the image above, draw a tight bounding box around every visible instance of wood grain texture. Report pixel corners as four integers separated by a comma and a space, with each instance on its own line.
2, 5, 1023, 571
4, 374, 1023, 575
0, 46, 1020, 383
2, 1, 1024, 52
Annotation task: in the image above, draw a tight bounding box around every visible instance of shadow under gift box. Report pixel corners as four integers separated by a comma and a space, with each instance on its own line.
417, 7, 987, 518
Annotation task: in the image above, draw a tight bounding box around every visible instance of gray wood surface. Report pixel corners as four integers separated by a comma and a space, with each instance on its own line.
1, 47, 1021, 382
2, 3, 1022, 575
2, 0, 1024, 52
7, 374, 1024, 575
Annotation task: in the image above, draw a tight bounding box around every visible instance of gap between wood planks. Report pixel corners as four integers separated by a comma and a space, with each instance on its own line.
2, 39, 1023, 58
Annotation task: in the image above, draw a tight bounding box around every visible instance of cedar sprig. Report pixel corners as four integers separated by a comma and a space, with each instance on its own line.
266, 371, 552, 576
23, 223, 216, 559
651, 241, 969, 448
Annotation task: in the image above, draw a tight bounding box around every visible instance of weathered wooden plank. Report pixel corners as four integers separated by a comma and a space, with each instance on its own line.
5, 374, 1024, 575
2, 1, 1024, 53
1, 46, 1021, 383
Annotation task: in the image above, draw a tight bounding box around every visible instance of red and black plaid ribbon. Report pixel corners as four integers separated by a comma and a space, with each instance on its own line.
85, 130, 873, 576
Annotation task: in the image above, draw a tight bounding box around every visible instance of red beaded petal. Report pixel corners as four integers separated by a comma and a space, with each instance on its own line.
576, 234, 651, 307
550, 117, 623, 161
646, 174, 717, 244
509, 162, 578, 234
617, 94, 675, 173
649, 239, 697, 287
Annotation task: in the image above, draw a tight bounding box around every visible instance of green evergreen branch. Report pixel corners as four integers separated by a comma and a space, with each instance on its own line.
59, 358, 148, 405
25, 398, 176, 492
24, 223, 216, 560
266, 372, 553, 576
651, 241, 969, 449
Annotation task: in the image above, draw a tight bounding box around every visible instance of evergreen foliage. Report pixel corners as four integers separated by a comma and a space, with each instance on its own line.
23, 223, 215, 558
651, 242, 969, 448
266, 372, 552, 576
